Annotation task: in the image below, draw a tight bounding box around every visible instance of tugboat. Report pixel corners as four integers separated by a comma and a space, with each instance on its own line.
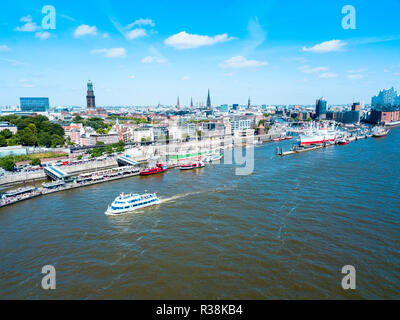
139, 163, 167, 176
180, 161, 205, 170
105, 192, 160, 215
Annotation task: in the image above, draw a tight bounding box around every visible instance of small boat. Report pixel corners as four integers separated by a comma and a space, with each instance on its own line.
180, 161, 205, 170
140, 163, 167, 176
372, 127, 390, 138
272, 137, 286, 141
105, 192, 160, 215
337, 138, 350, 145
203, 153, 223, 162
285, 136, 293, 140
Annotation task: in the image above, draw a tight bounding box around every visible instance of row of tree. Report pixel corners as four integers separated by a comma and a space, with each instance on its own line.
0, 115, 65, 147
88, 141, 125, 158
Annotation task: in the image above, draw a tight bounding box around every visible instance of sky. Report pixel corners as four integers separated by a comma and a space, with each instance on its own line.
0, 0, 400, 107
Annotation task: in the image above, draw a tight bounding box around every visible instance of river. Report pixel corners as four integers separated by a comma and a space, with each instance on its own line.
1, 128, 399, 299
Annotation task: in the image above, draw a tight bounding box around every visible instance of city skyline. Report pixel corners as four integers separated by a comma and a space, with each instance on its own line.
1, 0, 400, 106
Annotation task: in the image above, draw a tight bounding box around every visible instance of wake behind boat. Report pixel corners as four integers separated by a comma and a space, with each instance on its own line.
105, 192, 160, 215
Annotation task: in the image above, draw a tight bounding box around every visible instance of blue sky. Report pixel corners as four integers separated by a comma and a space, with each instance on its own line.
1, 0, 400, 107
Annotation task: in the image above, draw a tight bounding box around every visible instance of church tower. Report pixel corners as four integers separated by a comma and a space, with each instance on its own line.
86, 80, 96, 109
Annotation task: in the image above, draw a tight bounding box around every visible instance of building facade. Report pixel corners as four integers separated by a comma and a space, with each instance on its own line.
20, 97, 49, 112
316, 97, 327, 119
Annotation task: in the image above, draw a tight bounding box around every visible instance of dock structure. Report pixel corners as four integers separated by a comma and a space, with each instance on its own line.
44, 166, 69, 180
117, 156, 138, 167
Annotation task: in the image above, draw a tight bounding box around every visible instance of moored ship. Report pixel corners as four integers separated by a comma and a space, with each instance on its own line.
180, 161, 205, 170
140, 163, 167, 176
299, 123, 338, 145
372, 126, 390, 138
105, 192, 160, 215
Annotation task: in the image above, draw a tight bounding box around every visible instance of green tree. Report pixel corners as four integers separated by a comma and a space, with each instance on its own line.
96, 141, 105, 145
51, 134, 64, 147
38, 132, 52, 148
19, 127, 38, 146
30, 158, 41, 166
77, 155, 83, 160
0, 158, 15, 171
105, 145, 113, 154
0, 135, 7, 147
0, 129, 13, 139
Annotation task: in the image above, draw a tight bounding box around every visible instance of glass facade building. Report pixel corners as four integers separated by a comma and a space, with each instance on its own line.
20, 97, 50, 112
316, 97, 327, 119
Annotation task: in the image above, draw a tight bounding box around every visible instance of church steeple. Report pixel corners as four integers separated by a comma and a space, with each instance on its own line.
177, 96, 180, 111
190, 97, 193, 108
248, 96, 251, 109
86, 80, 96, 109
206, 89, 211, 108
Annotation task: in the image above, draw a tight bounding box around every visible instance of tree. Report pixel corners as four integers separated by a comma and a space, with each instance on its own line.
105, 145, 113, 154
51, 134, 64, 147
0, 158, 15, 171
77, 155, 83, 160
0, 129, 13, 139
0, 135, 7, 147
19, 127, 38, 146
96, 141, 105, 145
30, 158, 41, 166
38, 132, 52, 148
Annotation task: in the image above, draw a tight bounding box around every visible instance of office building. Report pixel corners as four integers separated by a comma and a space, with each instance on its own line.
20, 97, 49, 112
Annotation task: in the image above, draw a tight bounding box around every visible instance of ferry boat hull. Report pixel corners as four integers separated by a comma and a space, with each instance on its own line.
140, 163, 167, 176
105, 192, 160, 215
300, 134, 336, 145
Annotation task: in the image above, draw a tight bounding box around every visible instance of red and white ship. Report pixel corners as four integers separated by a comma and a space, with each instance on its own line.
299, 123, 338, 145
180, 161, 205, 170
140, 163, 168, 176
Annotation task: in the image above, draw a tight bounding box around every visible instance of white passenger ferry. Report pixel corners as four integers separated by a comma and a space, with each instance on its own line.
105, 192, 160, 215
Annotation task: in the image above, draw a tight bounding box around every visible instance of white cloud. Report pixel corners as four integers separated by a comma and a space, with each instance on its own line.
102, 33, 110, 38
126, 28, 147, 40
319, 73, 338, 78
0, 45, 11, 51
348, 68, 368, 73
141, 56, 167, 64
0, 58, 26, 66
15, 15, 40, 32
181, 76, 190, 81
35, 31, 51, 40
347, 74, 364, 79
74, 24, 98, 38
91, 48, 127, 58
297, 65, 328, 74
126, 18, 155, 29
165, 31, 234, 49
302, 40, 347, 53
220, 56, 268, 68
129, 75, 136, 79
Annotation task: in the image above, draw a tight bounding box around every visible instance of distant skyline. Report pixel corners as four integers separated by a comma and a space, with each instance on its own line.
1, 0, 400, 106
